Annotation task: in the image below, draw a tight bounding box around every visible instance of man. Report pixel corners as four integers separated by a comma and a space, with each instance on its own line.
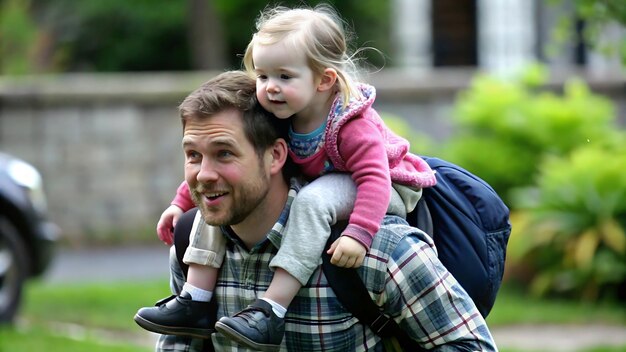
139, 71, 497, 351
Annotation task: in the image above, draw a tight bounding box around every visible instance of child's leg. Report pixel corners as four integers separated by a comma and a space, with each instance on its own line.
266, 174, 411, 308
134, 210, 223, 338
392, 183, 422, 214
262, 268, 301, 311
179, 211, 226, 299
186, 264, 219, 292
268, 173, 357, 301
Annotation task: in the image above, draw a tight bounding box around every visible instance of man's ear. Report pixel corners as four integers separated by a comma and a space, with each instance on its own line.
268, 138, 288, 175
317, 68, 338, 92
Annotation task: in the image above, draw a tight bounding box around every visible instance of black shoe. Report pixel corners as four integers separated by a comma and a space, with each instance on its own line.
214, 299, 284, 351
134, 292, 213, 339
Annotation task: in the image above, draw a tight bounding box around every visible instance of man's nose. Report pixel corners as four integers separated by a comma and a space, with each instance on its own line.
197, 159, 219, 183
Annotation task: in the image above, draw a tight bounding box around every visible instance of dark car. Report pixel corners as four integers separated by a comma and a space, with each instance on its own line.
0, 152, 58, 323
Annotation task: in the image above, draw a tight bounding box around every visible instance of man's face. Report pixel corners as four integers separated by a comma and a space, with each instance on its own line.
182, 108, 271, 226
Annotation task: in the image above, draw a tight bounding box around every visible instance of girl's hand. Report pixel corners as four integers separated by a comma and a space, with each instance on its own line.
327, 236, 366, 268
156, 205, 184, 245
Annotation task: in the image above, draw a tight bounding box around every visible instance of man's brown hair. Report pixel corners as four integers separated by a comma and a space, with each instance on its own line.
179, 71, 287, 158
179, 70, 295, 179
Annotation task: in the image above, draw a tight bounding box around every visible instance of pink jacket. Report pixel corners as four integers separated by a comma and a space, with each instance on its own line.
289, 83, 436, 249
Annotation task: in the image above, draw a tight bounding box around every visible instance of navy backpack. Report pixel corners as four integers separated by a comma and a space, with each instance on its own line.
321, 156, 511, 350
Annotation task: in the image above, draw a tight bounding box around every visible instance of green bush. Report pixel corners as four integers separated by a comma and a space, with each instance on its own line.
443, 65, 620, 204
510, 146, 626, 301
442, 65, 626, 302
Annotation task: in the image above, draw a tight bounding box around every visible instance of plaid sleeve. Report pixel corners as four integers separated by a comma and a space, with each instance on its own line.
383, 225, 498, 351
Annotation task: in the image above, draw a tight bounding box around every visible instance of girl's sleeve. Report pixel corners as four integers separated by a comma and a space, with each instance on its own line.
171, 180, 196, 212
336, 118, 391, 249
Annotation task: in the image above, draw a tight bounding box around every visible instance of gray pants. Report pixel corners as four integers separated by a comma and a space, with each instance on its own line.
184, 173, 420, 285
183, 211, 226, 268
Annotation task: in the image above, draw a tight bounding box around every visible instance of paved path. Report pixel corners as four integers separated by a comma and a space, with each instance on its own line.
42, 245, 626, 351
43, 244, 171, 284
491, 324, 626, 351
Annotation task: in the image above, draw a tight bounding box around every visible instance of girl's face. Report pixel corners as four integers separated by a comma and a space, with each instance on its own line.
252, 41, 319, 120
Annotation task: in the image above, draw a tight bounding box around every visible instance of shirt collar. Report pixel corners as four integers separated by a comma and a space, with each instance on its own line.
221, 177, 303, 251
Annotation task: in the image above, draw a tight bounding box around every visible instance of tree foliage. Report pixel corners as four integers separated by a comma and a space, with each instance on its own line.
0, 0, 38, 74
0, 0, 390, 74
549, 0, 626, 65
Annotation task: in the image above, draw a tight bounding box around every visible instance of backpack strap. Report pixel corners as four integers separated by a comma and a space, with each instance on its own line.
173, 208, 198, 276
321, 222, 425, 351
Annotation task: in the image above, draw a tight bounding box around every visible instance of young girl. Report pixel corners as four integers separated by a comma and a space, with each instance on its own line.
137, 4, 436, 350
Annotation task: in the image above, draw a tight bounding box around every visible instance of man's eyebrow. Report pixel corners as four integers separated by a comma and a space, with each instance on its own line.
181, 139, 195, 148
211, 136, 238, 148
181, 137, 238, 149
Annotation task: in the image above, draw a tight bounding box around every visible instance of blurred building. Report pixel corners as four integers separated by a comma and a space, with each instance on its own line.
367, 0, 625, 142
390, 0, 624, 74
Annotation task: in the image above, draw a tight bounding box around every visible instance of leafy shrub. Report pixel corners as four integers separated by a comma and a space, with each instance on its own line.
443, 65, 620, 204
510, 146, 626, 301
444, 65, 626, 302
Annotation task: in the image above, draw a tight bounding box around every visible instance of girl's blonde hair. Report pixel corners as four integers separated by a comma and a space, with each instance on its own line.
243, 4, 363, 108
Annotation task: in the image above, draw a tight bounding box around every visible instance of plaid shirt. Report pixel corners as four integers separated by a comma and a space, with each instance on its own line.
157, 180, 497, 351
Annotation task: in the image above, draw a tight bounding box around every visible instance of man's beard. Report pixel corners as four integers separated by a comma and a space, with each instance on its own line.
190, 164, 270, 226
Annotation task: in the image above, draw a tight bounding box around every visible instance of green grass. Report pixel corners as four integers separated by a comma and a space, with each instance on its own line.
21, 278, 171, 330
0, 325, 151, 352
2, 279, 624, 351
487, 285, 626, 326
1, 278, 171, 351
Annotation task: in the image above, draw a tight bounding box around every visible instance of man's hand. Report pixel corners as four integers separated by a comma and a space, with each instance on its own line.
326, 235, 366, 268
156, 205, 184, 245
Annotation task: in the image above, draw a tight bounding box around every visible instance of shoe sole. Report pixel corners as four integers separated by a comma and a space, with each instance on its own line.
133, 313, 212, 339
214, 321, 281, 352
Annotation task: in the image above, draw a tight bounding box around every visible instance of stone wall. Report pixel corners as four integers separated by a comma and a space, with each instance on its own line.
0, 69, 623, 244
0, 72, 210, 243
